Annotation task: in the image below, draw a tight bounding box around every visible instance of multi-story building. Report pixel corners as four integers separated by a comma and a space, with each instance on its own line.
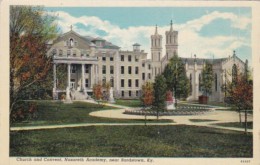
48, 21, 248, 102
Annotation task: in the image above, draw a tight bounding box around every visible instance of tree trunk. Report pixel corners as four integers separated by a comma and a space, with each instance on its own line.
239, 109, 242, 125
245, 109, 248, 134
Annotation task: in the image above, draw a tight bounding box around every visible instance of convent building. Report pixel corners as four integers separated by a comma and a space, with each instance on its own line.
48, 21, 248, 102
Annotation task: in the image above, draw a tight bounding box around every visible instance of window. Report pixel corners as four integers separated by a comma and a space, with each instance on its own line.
121, 66, 124, 74
148, 73, 151, 79
232, 64, 238, 83
67, 50, 71, 56
59, 49, 62, 56
70, 38, 74, 47
135, 67, 139, 74
102, 65, 106, 74
73, 50, 76, 56
110, 66, 114, 74
121, 55, 124, 61
128, 66, 132, 74
102, 77, 106, 85
142, 63, 145, 67
142, 73, 145, 80
128, 55, 132, 62
110, 78, 114, 87
85, 79, 89, 88
71, 65, 76, 73
136, 91, 139, 97
121, 79, 124, 87
148, 64, 151, 70
128, 79, 132, 87
85, 65, 89, 74
129, 91, 132, 97
135, 56, 139, 62
110, 57, 114, 61
121, 91, 124, 97
52, 49, 57, 56
102, 56, 106, 61
135, 79, 139, 87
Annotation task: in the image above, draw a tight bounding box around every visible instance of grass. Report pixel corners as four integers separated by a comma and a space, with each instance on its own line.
190, 119, 218, 122
11, 100, 172, 127
10, 125, 252, 157
213, 122, 253, 129
114, 99, 142, 107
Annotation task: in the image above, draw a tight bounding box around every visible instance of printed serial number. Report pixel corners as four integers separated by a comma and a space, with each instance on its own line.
241, 160, 250, 163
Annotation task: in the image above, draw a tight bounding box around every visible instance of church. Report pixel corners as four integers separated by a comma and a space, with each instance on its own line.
47, 21, 247, 102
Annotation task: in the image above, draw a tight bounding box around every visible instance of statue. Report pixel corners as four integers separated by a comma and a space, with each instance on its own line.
108, 87, 115, 103
165, 90, 175, 110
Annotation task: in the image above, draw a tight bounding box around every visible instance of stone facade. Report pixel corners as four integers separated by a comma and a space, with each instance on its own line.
48, 22, 247, 102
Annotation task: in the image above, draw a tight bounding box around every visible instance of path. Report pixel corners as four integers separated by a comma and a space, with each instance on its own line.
10, 100, 253, 132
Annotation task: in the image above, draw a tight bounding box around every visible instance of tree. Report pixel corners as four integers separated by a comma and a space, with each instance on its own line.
141, 81, 154, 125
141, 82, 154, 108
153, 75, 167, 119
163, 55, 190, 101
10, 6, 58, 119
201, 62, 214, 97
226, 70, 253, 133
102, 82, 111, 101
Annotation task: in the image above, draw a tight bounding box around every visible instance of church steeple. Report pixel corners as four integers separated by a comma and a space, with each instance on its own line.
155, 24, 158, 35
170, 20, 173, 31
151, 24, 162, 62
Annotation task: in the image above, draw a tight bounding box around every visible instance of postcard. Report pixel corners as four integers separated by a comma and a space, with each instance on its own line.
1, 0, 260, 165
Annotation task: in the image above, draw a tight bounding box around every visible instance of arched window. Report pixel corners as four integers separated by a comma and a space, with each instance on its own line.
70, 38, 74, 47
232, 64, 238, 84
190, 74, 192, 95
215, 73, 218, 92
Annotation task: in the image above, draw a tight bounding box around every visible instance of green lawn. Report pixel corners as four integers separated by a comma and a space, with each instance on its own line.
190, 119, 218, 122
10, 125, 252, 157
114, 99, 142, 107
11, 101, 171, 127
213, 122, 253, 129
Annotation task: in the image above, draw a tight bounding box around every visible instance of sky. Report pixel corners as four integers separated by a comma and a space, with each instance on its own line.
46, 7, 251, 65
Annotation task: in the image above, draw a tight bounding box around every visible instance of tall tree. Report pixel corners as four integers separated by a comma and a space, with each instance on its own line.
141, 81, 154, 108
153, 75, 167, 119
10, 6, 58, 116
163, 55, 190, 100
201, 62, 214, 96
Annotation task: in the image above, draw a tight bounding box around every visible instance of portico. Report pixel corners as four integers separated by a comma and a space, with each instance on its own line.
52, 56, 98, 101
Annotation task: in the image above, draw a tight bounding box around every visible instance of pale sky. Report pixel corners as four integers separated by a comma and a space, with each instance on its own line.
46, 7, 251, 65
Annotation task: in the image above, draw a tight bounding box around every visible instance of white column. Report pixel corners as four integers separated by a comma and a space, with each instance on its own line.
53, 63, 57, 99
95, 64, 98, 84
68, 64, 71, 88
66, 63, 71, 101
91, 65, 94, 88
82, 64, 85, 91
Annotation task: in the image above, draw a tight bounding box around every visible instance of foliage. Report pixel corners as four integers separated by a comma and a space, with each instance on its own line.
93, 82, 103, 100
10, 101, 38, 122
201, 62, 214, 96
153, 75, 167, 117
141, 82, 154, 108
103, 82, 111, 101
226, 73, 253, 110
163, 55, 190, 99
10, 6, 58, 117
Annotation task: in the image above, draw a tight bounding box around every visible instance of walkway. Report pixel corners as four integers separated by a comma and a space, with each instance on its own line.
10, 100, 253, 133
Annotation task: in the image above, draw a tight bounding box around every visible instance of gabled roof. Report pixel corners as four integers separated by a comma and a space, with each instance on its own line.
180, 57, 228, 65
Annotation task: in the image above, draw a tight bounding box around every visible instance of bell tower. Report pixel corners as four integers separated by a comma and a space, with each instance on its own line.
151, 25, 162, 62
165, 20, 178, 60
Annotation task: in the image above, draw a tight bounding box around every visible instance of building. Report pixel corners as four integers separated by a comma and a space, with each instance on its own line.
48, 21, 247, 102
